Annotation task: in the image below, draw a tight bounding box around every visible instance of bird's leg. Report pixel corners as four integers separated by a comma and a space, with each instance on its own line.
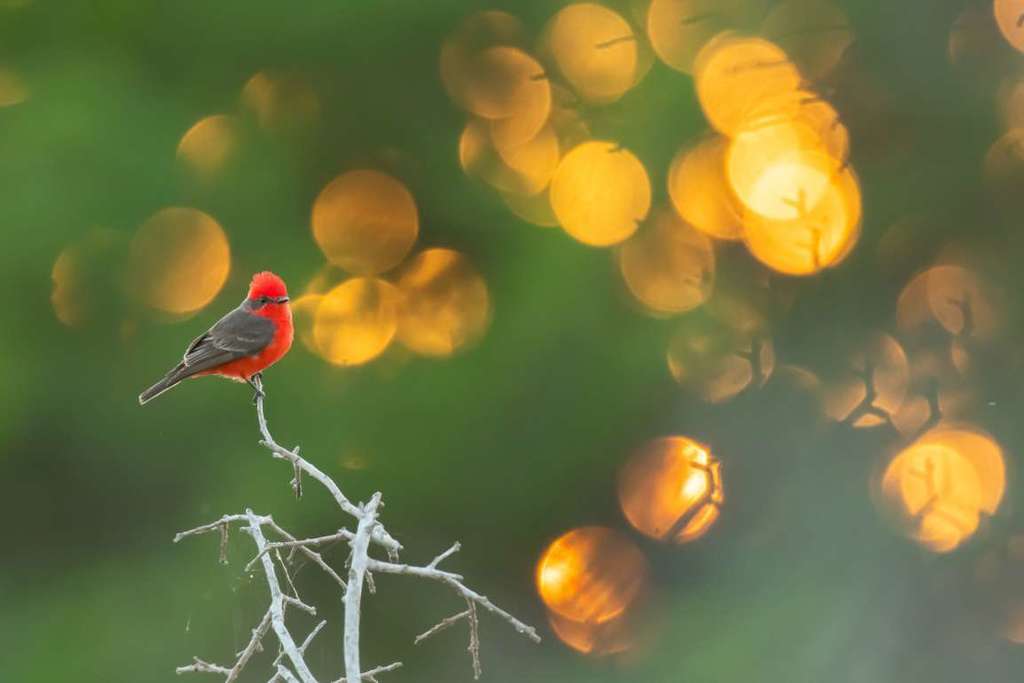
248, 373, 265, 404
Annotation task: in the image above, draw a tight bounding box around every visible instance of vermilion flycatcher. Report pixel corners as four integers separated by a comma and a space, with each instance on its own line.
138, 271, 294, 405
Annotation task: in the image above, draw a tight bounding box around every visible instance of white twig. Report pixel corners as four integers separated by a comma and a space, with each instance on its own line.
428, 542, 461, 569
245, 510, 318, 683
415, 609, 470, 644
366, 559, 541, 643
343, 493, 382, 681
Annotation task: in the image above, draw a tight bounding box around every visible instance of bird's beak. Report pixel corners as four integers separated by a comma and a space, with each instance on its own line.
274, 296, 290, 304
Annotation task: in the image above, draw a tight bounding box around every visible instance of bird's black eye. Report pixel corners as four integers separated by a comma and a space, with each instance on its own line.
257, 296, 270, 306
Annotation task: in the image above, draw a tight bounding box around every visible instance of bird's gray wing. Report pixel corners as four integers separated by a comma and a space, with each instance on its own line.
179, 304, 276, 375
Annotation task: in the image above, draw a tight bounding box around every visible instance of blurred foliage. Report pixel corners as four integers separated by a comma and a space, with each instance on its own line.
4, 0, 1024, 681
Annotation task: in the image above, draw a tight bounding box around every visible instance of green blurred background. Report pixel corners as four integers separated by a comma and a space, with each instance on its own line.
4, 0, 1024, 681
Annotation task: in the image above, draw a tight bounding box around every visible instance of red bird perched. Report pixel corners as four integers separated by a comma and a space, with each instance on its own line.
138, 271, 294, 405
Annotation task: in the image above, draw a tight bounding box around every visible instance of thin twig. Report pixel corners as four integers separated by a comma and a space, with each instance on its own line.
414, 609, 471, 644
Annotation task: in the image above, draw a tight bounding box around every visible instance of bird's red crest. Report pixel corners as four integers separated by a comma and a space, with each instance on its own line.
248, 271, 288, 300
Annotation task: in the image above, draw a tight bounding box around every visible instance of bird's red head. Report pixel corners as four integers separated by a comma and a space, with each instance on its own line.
248, 271, 289, 304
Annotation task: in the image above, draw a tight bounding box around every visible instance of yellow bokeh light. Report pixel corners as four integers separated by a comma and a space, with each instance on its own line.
311, 170, 419, 275
129, 207, 231, 315
924, 265, 999, 340
727, 117, 845, 221
241, 71, 320, 132
546, 609, 635, 656
0, 67, 27, 107
896, 264, 999, 341
646, 0, 766, 74
536, 526, 648, 624
459, 118, 559, 197
51, 229, 122, 327
440, 11, 526, 112
618, 436, 723, 543
994, 0, 1024, 53
694, 34, 803, 137
667, 324, 774, 403
542, 3, 639, 104
550, 141, 651, 247
291, 292, 324, 355
396, 248, 491, 357
741, 166, 861, 276
880, 426, 1006, 553
760, 0, 853, 81
313, 277, 401, 366
822, 333, 910, 428
446, 45, 549, 121
176, 114, 239, 179
618, 207, 715, 315
668, 135, 744, 241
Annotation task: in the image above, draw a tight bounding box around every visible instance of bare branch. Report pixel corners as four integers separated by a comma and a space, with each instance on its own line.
367, 558, 541, 643
343, 493, 382, 681
174, 514, 256, 544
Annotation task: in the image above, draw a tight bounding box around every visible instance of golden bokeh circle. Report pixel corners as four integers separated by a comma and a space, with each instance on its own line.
550, 141, 651, 246
440, 11, 527, 112
667, 323, 775, 403
741, 166, 862, 276
760, 0, 854, 81
618, 436, 723, 543
822, 333, 910, 428
129, 207, 231, 315
543, 3, 639, 104
536, 526, 649, 624
176, 114, 240, 179
459, 119, 559, 197
396, 248, 491, 357
994, 0, 1024, 53
668, 135, 744, 241
451, 45, 549, 121
241, 71, 320, 132
546, 609, 635, 656
618, 207, 715, 315
312, 170, 419, 275
313, 277, 401, 366
880, 427, 1006, 553
694, 34, 803, 136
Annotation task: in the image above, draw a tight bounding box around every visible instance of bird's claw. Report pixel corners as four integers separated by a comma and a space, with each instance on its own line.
248, 373, 265, 404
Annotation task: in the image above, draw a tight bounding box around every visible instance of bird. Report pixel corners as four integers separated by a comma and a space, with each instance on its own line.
138, 271, 293, 405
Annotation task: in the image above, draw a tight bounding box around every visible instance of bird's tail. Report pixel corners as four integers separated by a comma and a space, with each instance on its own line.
138, 366, 187, 405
